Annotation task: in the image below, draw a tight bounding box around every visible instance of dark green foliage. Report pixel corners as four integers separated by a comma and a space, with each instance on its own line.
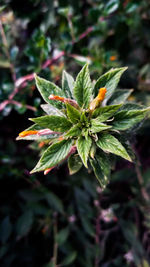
1, 1, 150, 266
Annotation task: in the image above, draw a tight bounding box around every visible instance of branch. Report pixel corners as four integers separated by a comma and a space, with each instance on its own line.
0, 24, 94, 113
132, 145, 149, 202
0, 19, 16, 82
0, 51, 65, 112
52, 214, 58, 267
0, 99, 37, 112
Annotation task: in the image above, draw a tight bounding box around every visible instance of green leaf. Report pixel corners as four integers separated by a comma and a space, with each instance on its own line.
80, 111, 88, 124
16, 211, 33, 238
73, 64, 93, 108
61, 251, 77, 266
92, 104, 122, 121
0, 60, 11, 68
30, 115, 72, 133
66, 103, 80, 123
117, 135, 135, 161
17, 133, 59, 141
77, 135, 92, 168
0, 216, 12, 244
41, 104, 65, 117
0, 6, 6, 13
94, 67, 128, 101
96, 133, 132, 161
90, 119, 112, 133
112, 108, 150, 131
65, 124, 81, 138
120, 103, 144, 111
68, 154, 83, 175
81, 216, 95, 236
56, 227, 69, 245
90, 155, 110, 189
97, 151, 111, 179
16, 124, 41, 140
108, 89, 133, 105
82, 128, 89, 140
31, 139, 73, 173
16, 123, 59, 141
46, 192, 64, 214
35, 74, 64, 108
62, 70, 74, 98
104, 0, 119, 15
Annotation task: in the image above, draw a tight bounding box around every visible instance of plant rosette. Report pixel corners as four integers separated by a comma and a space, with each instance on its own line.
17, 64, 150, 188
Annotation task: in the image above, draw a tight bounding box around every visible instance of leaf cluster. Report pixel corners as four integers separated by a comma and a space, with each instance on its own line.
18, 64, 150, 188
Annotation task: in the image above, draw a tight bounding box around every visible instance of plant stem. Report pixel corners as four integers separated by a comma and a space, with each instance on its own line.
53, 214, 58, 267
0, 18, 16, 82
67, 13, 75, 42
135, 161, 149, 201
132, 145, 149, 201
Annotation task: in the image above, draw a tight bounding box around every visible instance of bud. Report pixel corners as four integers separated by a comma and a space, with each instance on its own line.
97, 87, 107, 102
89, 87, 107, 111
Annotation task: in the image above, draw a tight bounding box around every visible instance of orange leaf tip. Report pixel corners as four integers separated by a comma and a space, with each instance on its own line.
97, 87, 107, 102
19, 130, 38, 137
44, 167, 54, 175
49, 94, 65, 102
58, 136, 64, 141
89, 87, 107, 111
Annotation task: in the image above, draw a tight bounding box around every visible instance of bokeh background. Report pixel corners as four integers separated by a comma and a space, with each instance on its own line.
0, 1, 150, 266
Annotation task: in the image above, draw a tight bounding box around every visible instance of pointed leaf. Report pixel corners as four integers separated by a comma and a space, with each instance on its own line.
94, 67, 127, 101
61, 251, 77, 266
16, 211, 33, 238
73, 64, 93, 108
65, 124, 81, 138
97, 151, 111, 179
120, 103, 144, 111
92, 104, 122, 121
0, 216, 12, 244
30, 115, 72, 132
17, 133, 59, 141
97, 133, 132, 161
108, 89, 133, 105
82, 128, 89, 140
56, 227, 69, 245
90, 119, 112, 133
16, 124, 42, 140
41, 104, 65, 117
77, 135, 92, 167
90, 156, 110, 189
31, 139, 73, 173
68, 154, 83, 175
112, 108, 150, 131
17, 123, 60, 141
46, 192, 64, 214
66, 103, 80, 123
35, 74, 64, 108
62, 70, 74, 98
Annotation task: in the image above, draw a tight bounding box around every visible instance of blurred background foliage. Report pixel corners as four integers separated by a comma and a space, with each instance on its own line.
0, 0, 150, 266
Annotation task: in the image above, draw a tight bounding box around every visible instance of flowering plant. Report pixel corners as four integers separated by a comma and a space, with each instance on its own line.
17, 64, 149, 188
